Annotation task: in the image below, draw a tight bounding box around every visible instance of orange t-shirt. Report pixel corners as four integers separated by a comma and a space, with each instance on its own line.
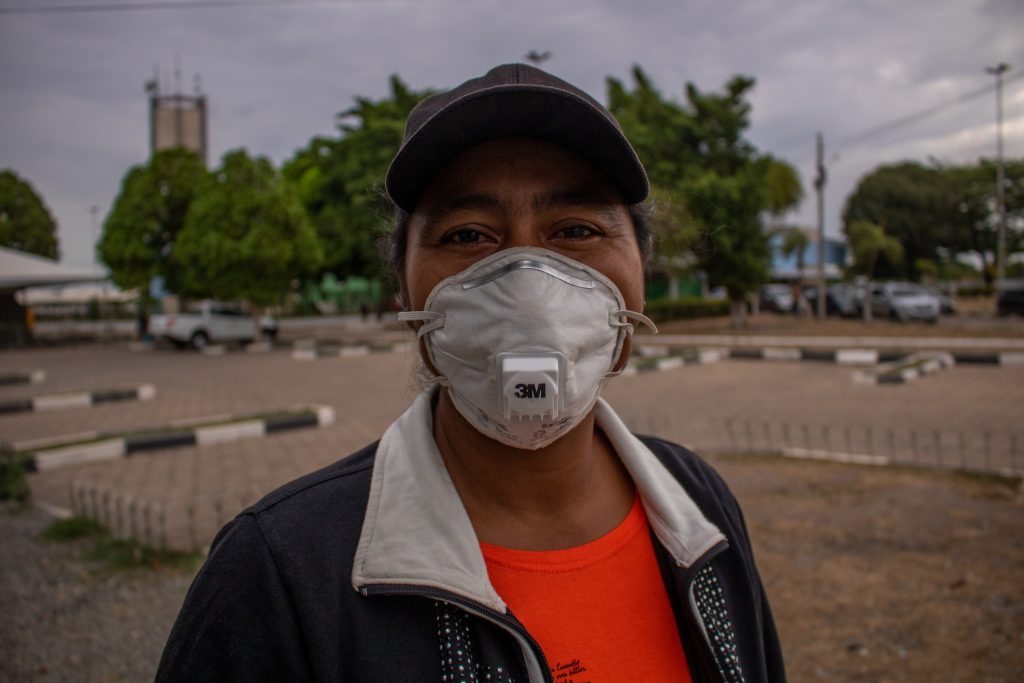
481, 495, 692, 683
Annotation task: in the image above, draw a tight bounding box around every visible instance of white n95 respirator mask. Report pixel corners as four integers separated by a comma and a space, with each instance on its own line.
398, 247, 656, 450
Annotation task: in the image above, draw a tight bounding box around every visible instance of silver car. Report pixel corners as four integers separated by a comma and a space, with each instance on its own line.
869, 282, 940, 323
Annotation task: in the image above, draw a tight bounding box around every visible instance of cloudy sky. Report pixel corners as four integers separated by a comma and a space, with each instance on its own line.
1, 0, 1022, 267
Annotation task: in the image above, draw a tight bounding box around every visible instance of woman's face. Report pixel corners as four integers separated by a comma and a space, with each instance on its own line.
402, 137, 645, 313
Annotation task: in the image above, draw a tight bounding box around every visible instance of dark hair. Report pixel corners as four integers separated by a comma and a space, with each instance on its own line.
380, 202, 653, 306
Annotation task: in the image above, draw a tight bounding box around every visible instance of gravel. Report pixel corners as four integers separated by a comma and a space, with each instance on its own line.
0, 504, 195, 683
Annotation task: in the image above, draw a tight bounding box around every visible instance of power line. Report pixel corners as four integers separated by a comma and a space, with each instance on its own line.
0, 0, 403, 14
836, 69, 1024, 147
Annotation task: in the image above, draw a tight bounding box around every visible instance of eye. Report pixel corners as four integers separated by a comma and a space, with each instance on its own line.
442, 228, 486, 244
557, 223, 601, 239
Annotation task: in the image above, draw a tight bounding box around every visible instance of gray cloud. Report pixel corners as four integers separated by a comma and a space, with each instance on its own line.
0, 0, 1021, 265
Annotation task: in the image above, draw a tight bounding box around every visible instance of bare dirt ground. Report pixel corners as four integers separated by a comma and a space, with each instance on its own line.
711, 454, 1024, 683
3, 455, 1021, 683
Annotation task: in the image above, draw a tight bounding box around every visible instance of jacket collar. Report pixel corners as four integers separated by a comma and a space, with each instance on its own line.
352, 390, 725, 614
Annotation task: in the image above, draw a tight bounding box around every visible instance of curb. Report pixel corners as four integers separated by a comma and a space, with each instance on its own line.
853, 352, 955, 385
623, 347, 725, 376
291, 339, 414, 360
0, 384, 156, 415
0, 369, 46, 386
951, 351, 1024, 366
725, 347, 906, 365
21, 404, 336, 473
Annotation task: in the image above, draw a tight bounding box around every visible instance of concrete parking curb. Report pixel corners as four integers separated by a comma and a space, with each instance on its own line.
623, 347, 725, 376
951, 351, 1024, 366
291, 339, 414, 360
20, 404, 335, 473
0, 369, 46, 386
724, 347, 905, 365
853, 352, 955, 385
0, 384, 156, 415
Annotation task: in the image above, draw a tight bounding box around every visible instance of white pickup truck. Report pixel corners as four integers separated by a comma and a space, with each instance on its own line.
147, 301, 277, 350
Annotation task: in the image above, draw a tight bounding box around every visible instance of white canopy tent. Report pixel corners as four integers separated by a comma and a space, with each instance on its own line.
0, 245, 107, 291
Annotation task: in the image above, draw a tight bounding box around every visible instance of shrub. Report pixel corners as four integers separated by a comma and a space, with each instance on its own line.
645, 297, 730, 322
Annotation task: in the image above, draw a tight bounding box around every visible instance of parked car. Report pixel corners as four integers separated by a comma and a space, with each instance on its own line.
148, 301, 277, 350
869, 282, 940, 323
996, 288, 1024, 316
802, 283, 859, 317
759, 283, 795, 313
923, 286, 956, 315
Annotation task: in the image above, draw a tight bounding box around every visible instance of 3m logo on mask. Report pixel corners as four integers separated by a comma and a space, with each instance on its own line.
514, 383, 546, 399
501, 354, 562, 421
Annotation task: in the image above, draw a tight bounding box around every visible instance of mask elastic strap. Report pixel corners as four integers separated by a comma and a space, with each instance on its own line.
397, 310, 445, 339
605, 310, 658, 380
610, 310, 659, 335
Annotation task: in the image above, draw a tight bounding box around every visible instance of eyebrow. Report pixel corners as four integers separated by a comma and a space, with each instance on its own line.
419, 185, 627, 234
532, 186, 626, 224
422, 193, 503, 228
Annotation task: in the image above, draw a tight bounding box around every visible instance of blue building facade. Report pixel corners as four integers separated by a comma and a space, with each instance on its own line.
769, 231, 848, 281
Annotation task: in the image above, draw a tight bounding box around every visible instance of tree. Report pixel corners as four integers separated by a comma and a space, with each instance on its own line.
98, 148, 207, 295
0, 170, 58, 259
175, 150, 323, 334
283, 76, 431, 281
607, 67, 803, 325
943, 159, 1024, 283
846, 220, 903, 322
842, 158, 1023, 283
842, 162, 950, 281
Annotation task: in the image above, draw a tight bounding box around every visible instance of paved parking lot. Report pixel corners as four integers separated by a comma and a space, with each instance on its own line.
2, 340, 1021, 550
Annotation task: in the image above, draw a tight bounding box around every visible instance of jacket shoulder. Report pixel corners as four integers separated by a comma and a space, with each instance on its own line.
248, 441, 378, 515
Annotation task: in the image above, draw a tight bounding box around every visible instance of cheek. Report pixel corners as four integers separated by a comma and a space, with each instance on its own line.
612, 258, 646, 312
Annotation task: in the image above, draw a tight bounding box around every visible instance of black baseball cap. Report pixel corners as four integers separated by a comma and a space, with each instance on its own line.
385, 63, 649, 212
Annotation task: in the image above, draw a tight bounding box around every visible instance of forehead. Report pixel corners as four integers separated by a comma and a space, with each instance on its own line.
411, 137, 626, 214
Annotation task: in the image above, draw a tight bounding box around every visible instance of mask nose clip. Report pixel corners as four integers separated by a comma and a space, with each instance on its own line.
498, 353, 564, 421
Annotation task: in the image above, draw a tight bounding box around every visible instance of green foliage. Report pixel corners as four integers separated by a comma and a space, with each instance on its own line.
645, 296, 730, 322
41, 515, 105, 541
98, 148, 208, 295
842, 162, 944, 280
845, 220, 903, 278
0, 169, 59, 258
842, 158, 1024, 282
0, 451, 30, 503
42, 515, 202, 573
283, 76, 431, 280
914, 258, 939, 281
607, 67, 802, 302
175, 150, 323, 307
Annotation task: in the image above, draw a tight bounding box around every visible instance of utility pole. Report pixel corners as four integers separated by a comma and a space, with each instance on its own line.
986, 62, 1010, 284
814, 132, 827, 319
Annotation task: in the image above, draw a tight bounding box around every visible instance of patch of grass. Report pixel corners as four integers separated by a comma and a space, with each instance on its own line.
0, 451, 31, 503
83, 536, 203, 573
42, 515, 203, 573
41, 515, 105, 541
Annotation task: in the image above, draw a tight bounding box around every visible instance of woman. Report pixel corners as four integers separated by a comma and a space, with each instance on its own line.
156, 63, 784, 683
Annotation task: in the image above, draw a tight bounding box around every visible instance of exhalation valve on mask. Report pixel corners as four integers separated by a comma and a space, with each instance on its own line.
498, 352, 564, 421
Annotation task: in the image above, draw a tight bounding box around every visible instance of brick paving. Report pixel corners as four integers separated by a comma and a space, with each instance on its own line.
3, 339, 1021, 551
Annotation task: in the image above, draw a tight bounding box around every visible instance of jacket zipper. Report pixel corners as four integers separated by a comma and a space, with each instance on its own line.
359, 584, 553, 683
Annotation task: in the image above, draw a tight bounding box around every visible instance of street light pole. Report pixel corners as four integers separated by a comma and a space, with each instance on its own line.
814, 132, 827, 319
985, 63, 1010, 284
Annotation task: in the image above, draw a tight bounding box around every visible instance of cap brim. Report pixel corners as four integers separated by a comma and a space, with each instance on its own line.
386, 85, 649, 212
